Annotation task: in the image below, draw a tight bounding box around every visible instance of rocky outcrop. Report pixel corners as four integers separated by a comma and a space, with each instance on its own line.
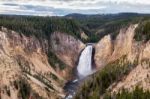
111, 61, 150, 93
0, 27, 85, 99
80, 32, 88, 40
94, 35, 112, 68
50, 32, 85, 67
110, 25, 138, 61
94, 24, 138, 68
1, 23, 149, 98
0, 27, 64, 99
140, 41, 150, 61
94, 24, 150, 94
109, 41, 150, 93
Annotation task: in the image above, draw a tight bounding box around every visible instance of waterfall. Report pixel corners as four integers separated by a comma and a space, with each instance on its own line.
77, 45, 93, 78
64, 45, 94, 99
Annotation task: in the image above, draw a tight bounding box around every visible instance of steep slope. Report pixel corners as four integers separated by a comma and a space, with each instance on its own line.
75, 24, 150, 99
0, 14, 150, 99
0, 27, 85, 99
95, 24, 138, 68
49, 32, 85, 79
110, 41, 150, 93
0, 15, 86, 76
50, 32, 85, 67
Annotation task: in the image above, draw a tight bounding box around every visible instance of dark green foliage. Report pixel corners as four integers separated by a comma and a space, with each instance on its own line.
86, 33, 100, 43
135, 20, 150, 41
6, 89, 11, 97
33, 74, 55, 91
50, 73, 58, 80
13, 80, 19, 90
75, 56, 138, 99
1, 14, 150, 44
17, 57, 31, 74
103, 86, 150, 99
66, 13, 146, 41
48, 50, 67, 70
18, 79, 31, 99
0, 15, 81, 39
4, 81, 42, 99
14, 79, 43, 99
4, 86, 11, 97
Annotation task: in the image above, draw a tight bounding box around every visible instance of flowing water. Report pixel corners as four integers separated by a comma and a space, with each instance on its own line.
64, 45, 94, 99
77, 45, 93, 78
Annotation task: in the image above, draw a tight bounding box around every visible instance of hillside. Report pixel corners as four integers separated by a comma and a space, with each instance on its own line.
75, 24, 150, 99
0, 14, 150, 99
0, 18, 85, 98
65, 13, 150, 42
1, 13, 149, 43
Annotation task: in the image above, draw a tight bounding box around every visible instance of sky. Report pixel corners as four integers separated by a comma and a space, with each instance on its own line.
0, 0, 150, 16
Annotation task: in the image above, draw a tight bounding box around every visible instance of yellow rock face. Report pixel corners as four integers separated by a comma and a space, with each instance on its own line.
94, 24, 150, 93
94, 24, 138, 68
50, 32, 85, 67
0, 27, 72, 99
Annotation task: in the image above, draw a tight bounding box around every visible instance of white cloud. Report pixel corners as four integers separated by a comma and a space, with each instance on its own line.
0, 0, 150, 16
0, 0, 106, 10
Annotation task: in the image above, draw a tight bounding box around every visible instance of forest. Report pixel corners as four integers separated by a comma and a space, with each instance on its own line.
0, 15, 81, 40
66, 13, 150, 41
103, 86, 150, 99
0, 13, 150, 43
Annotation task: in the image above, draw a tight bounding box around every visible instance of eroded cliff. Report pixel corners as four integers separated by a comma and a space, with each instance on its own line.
94, 24, 138, 68
0, 27, 85, 99
50, 32, 85, 67
94, 24, 150, 95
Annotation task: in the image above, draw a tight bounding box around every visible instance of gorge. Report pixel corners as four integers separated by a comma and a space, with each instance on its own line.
0, 14, 150, 99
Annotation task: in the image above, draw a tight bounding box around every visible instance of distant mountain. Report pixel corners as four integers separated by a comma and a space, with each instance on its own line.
65, 13, 150, 41
65, 13, 150, 20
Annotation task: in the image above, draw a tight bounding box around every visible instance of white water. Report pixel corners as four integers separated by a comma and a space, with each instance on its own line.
64, 45, 94, 99
77, 45, 93, 78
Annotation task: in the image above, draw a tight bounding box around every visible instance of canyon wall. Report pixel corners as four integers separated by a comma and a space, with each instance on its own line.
0, 23, 149, 99
50, 32, 85, 67
94, 24, 150, 93
0, 27, 85, 99
94, 24, 138, 68
110, 41, 150, 93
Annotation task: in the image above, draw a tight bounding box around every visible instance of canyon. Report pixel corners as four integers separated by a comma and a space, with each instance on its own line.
0, 26, 85, 99
0, 14, 150, 99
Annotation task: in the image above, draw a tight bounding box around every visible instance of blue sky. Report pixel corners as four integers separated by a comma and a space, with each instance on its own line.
0, 0, 150, 16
